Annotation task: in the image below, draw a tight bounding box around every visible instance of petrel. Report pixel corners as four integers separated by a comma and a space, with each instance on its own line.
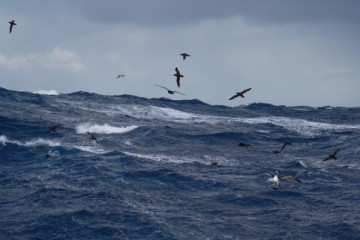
174, 67, 184, 87
155, 84, 185, 96
238, 142, 251, 147
47, 124, 61, 133
229, 88, 252, 100
9, 20, 16, 33
87, 132, 98, 142
270, 171, 302, 187
323, 148, 340, 161
180, 53, 190, 60
280, 141, 292, 152
117, 74, 125, 78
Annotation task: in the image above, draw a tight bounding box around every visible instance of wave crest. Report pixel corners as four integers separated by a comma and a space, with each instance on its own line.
75, 123, 138, 134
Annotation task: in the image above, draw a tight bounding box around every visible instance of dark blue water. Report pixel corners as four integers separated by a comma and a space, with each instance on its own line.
1, 87, 360, 239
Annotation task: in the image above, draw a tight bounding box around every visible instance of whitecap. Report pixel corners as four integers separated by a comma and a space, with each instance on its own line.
0, 135, 8, 146
33, 90, 60, 95
75, 123, 138, 134
24, 138, 61, 147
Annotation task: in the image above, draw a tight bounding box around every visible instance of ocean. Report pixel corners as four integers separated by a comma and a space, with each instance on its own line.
1, 87, 359, 239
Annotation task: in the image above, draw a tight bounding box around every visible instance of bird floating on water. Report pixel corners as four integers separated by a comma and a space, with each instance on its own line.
238, 142, 252, 147
180, 53, 190, 60
9, 20, 16, 33
154, 84, 185, 96
229, 88, 252, 100
174, 67, 184, 87
269, 171, 302, 187
323, 148, 340, 161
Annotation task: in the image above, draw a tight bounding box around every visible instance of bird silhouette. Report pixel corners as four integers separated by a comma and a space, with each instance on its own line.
47, 124, 61, 133
229, 88, 252, 100
238, 142, 252, 147
9, 20, 16, 33
280, 141, 292, 152
174, 67, 184, 87
117, 74, 125, 78
323, 148, 340, 161
154, 84, 185, 96
87, 132, 98, 142
180, 53, 190, 60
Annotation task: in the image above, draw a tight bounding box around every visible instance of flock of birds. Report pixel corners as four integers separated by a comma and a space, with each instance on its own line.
7, 19, 342, 188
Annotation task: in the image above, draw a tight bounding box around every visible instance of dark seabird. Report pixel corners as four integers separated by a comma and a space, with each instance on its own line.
180, 53, 190, 60
47, 124, 61, 133
87, 132, 98, 142
154, 84, 185, 96
229, 88, 252, 100
272, 150, 281, 154
174, 67, 184, 87
211, 162, 219, 166
280, 141, 292, 152
117, 74, 125, 78
9, 20, 16, 33
238, 142, 251, 147
323, 148, 340, 161
270, 171, 302, 187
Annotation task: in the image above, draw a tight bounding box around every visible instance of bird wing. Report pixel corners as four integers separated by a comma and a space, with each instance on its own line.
175, 67, 180, 75
333, 148, 340, 155
229, 94, 239, 100
154, 84, 169, 91
280, 176, 302, 183
240, 88, 252, 95
174, 91, 185, 96
9, 25, 13, 33
176, 77, 180, 87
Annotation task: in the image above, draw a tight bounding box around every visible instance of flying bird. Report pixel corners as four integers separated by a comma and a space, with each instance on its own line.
117, 74, 125, 78
174, 67, 184, 87
323, 148, 340, 161
180, 53, 190, 60
229, 88, 252, 100
47, 124, 61, 133
280, 141, 292, 152
9, 20, 16, 33
87, 132, 98, 142
154, 84, 185, 96
270, 171, 302, 187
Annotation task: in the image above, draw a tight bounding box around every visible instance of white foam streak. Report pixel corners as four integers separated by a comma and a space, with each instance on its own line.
33, 90, 60, 95
0, 135, 60, 147
76, 123, 138, 134
0, 135, 8, 146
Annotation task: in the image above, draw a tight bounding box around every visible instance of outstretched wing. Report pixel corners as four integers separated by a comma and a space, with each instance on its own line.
240, 88, 252, 95
175, 67, 180, 75
154, 84, 169, 91
280, 175, 302, 183
229, 93, 239, 100
174, 91, 186, 96
333, 148, 340, 155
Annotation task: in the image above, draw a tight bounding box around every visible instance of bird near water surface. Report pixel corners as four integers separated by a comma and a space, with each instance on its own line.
270, 171, 302, 187
323, 148, 340, 161
229, 88, 252, 100
154, 84, 185, 96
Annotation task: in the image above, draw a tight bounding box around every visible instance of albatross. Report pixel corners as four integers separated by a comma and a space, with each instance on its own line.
229, 88, 252, 100
323, 148, 340, 161
270, 171, 302, 187
154, 84, 185, 96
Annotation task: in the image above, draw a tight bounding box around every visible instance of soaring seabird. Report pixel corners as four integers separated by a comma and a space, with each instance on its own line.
117, 74, 125, 78
229, 88, 252, 100
323, 148, 340, 161
87, 132, 98, 142
180, 53, 190, 60
238, 142, 251, 147
47, 124, 61, 133
154, 84, 185, 96
9, 20, 16, 33
270, 171, 302, 187
174, 67, 184, 87
280, 141, 292, 152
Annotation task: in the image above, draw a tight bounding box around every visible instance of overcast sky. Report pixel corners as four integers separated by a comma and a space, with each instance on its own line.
1, 0, 359, 107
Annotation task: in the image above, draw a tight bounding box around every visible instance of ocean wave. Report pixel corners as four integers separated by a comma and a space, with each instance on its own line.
33, 90, 60, 95
0, 135, 60, 147
75, 123, 138, 134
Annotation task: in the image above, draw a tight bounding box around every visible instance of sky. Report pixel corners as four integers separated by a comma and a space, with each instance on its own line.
0, 0, 360, 107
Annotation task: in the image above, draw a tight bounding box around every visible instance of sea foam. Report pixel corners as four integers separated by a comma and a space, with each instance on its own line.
75, 123, 138, 134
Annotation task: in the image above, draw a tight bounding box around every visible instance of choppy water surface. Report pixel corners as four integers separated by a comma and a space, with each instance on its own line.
1, 87, 360, 239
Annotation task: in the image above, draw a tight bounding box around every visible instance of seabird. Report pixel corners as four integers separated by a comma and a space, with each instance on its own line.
174, 67, 184, 87
238, 142, 251, 147
211, 162, 219, 166
9, 20, 16, 33
180, 53, 190, 60
280, 141, 292, 152
154, 84, 185, 96
87, 132, 98, 142
272, 150, 281, 154
117, 74, 125, 78
270, 171, 302, 187
323, 148, 340, 161
229, 88, 252, 100
47, 124, 61, 133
